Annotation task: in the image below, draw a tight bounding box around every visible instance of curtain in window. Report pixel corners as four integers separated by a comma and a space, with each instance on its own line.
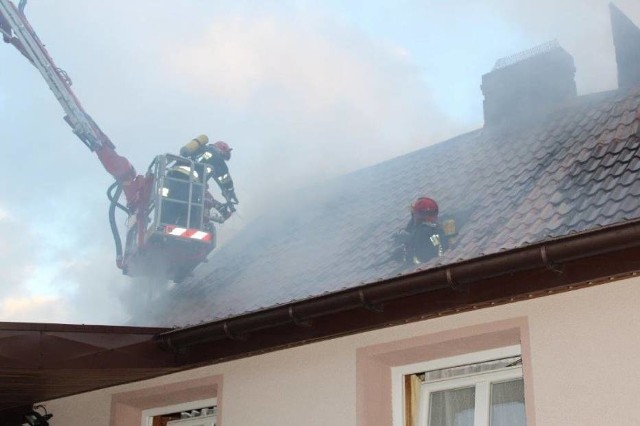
490, 379, 525, 426
405, 374, 423, 426
428, 386, 475, 426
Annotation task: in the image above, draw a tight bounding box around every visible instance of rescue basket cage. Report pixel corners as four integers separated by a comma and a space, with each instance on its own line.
119, 154, 216, 282
153, 154, 209, 231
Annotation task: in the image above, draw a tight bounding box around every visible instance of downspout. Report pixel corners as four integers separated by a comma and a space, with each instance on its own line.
156, 220, 640, 351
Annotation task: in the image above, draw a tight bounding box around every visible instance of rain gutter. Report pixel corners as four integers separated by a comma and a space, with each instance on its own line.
155, 219, 640, 352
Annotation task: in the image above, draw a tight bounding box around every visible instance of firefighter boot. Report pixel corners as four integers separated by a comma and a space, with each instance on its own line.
211, 200, 232, 222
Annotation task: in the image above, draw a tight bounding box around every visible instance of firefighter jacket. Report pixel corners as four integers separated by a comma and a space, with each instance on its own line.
403, 220, 449, 264
192, 146, 238, 204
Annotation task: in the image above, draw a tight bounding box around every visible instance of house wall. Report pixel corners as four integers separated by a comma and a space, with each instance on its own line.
44, 276, 640, 426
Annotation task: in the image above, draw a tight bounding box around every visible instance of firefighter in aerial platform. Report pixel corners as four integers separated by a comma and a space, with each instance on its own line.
180, 135, 239, 223
394, 197, 449, 264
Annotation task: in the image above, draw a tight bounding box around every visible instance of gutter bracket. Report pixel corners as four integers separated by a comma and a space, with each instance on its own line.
540, 246, 563, 273
446, 268, 468, 293
223, 321, 247, 341
359, 290, 384, 313
289, 306, 313, 327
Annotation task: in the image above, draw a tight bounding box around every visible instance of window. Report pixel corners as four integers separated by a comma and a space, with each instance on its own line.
141, 399, 217, 426
111, 375, 222, 426
165, 406, 216, 426
166, 414, 216, 426
393, 345, 525, 426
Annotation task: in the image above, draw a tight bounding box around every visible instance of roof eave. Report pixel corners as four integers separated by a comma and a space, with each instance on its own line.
156, 219, 640, 365
0, 323, 176, 412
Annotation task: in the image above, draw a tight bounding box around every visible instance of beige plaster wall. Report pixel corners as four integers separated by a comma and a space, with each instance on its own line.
44, 277, 640, 426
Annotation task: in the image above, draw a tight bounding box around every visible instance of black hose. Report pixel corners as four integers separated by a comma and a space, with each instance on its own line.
107, 181, 130, 214
107, 182, 124, 268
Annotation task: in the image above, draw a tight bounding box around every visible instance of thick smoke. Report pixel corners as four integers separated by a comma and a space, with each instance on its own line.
0, 0, 639, 325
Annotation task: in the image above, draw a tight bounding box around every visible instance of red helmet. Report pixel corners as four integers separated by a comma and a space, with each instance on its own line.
213, 141, 232, 160
411, 197, 439, 223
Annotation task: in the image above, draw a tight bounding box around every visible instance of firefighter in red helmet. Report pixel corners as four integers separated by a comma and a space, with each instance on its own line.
179, 135, 238, 223
395, 197, 448, 264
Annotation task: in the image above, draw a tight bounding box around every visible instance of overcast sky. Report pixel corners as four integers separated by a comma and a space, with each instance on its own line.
1, 0, 639, 325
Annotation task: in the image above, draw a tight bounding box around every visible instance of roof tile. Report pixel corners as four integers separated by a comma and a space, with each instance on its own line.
140, 88, 640, 326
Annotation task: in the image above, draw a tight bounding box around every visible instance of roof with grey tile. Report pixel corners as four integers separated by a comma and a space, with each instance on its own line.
142, 86, 640, 327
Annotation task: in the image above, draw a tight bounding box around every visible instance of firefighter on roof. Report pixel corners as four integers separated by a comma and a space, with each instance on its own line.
180, 135, 239, 223
395, 197, 448, 264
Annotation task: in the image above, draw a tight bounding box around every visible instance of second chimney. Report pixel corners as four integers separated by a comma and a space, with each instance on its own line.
481, 40, 577, 127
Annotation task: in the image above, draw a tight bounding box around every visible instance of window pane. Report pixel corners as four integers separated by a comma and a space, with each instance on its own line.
490, 379, 526, 426
429, 386, 475, 426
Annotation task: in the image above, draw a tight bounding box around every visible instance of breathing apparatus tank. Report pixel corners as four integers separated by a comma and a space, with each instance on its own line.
179, 134, 209, 157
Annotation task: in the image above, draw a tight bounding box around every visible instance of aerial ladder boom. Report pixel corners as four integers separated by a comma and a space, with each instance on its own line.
0, 0, 218, 282
0, 0, 136, 188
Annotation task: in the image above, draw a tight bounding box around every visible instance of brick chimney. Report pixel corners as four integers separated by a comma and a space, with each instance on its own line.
481, 40, 577, 127
610, 3, 640, 89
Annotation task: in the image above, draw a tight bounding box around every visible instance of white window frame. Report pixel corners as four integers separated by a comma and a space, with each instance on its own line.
391, 345, 522, 426
140, 398, 217, 426
166, 414, 216, 426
